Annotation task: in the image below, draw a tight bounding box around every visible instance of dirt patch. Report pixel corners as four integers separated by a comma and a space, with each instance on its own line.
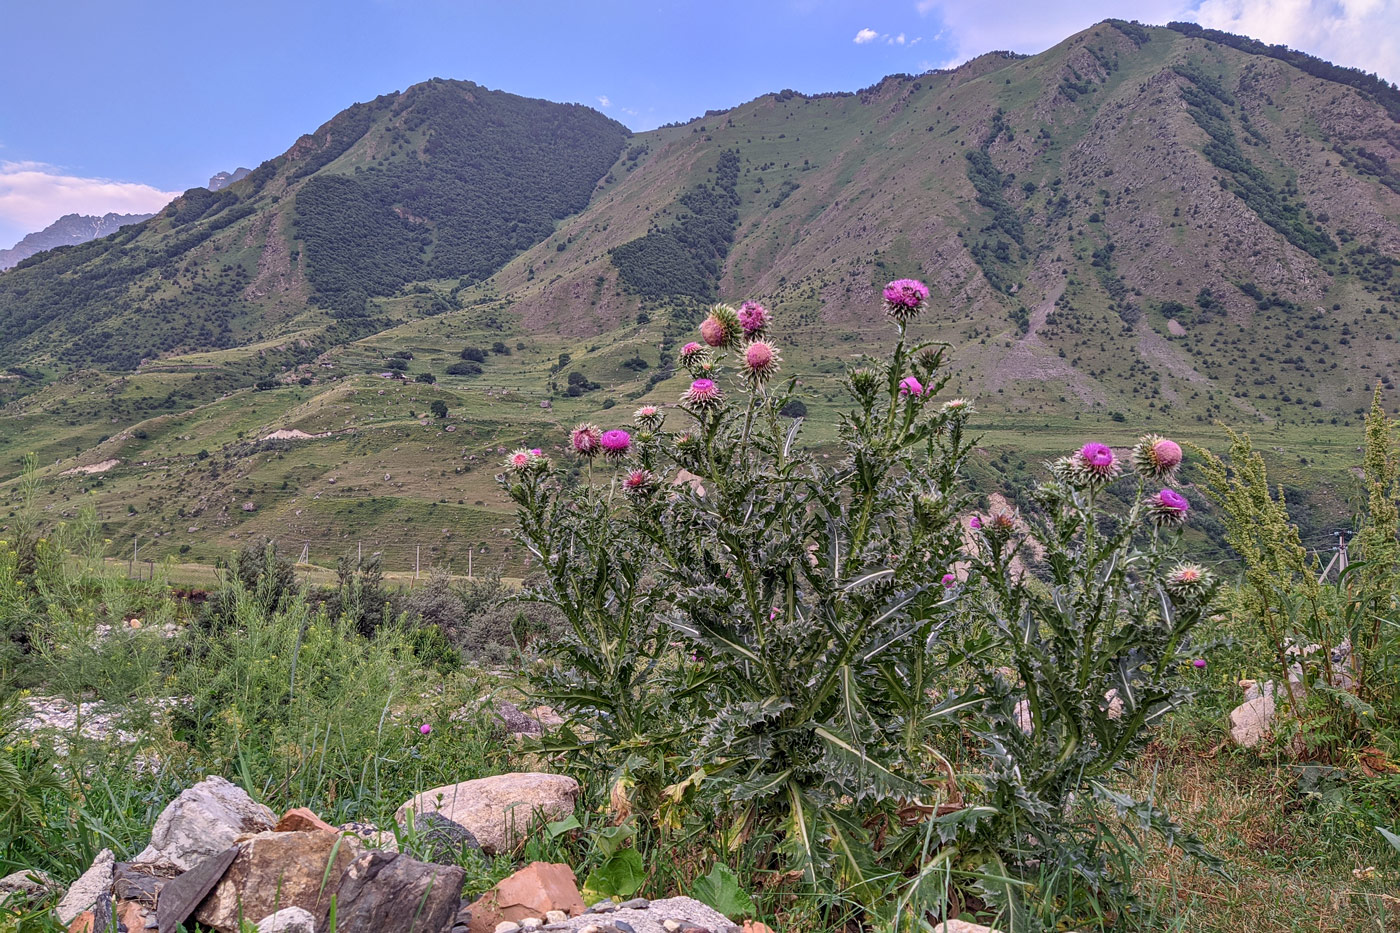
61, 459, 120, 475
262, 429, 326, 441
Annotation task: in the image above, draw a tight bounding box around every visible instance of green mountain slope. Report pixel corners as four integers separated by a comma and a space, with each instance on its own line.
0, 79, 629, 369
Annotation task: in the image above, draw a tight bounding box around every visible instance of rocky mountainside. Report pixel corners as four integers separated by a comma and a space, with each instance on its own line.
207, 167, 251, 191
0, 211, 156, 271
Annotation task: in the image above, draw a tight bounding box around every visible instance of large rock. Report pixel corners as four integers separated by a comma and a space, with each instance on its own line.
149, 776, 277, 870
396, 773, 579, 855
193, 831, 363, 933
1229, 693, 1277, 748
466, 862, 583, 933
0, 867, 56, 906
56, 848, 114, 924
541, 896, 736, 933
333, 850, 465, 933
494, 701, 543, 738
256, 906, 317, 932
409, 812, 481, 866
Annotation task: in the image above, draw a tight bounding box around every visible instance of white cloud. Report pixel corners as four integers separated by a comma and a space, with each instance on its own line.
889, 32, 907, 44
1192, 0, 1399, 82
915, 0, 1398, 81
0, 162, 177, 238
597, 95, 612, 107
854, 27, 879, 43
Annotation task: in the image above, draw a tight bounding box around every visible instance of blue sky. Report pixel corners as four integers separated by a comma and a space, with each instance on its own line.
2, 0, 1397, 248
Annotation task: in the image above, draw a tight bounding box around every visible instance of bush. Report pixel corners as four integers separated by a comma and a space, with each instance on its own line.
447, 361, 482, 376
461, 346, 486, 363
430, 399, 448, 418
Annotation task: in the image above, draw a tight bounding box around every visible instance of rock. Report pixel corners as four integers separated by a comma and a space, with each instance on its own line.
149, 776, 277, 870
256, 906, 318, 932
274, 807, 339, 835
495, 923, 521, 933
333, 850, 465, 933
0, 867, 56, 905
933, 922, 1002, 933
467, 862, 584, 933
115, 898, 151, 932
194, 831, 361, 932
539, 897, 734, 933
154, 846, 241, 933
546, 910, 569, 924
529, 706, 565, 731
397, 773, 580, 855
1013, 699, 1032, 734
56, 848, 114, 924
66, 910, 94, 933
411, 812, 482, 866
1230, 694, 1277, 747
742, 924, 775, 933
339, 821, 400, 852
495, 702, 543, 737
111, 858, 181, 906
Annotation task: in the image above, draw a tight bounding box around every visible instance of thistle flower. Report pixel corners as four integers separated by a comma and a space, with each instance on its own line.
882, 278, 930, 323
506, 448, 543, 473
679, 342, 708, 368
1063, 441, 1121, 486
1192, 658, 1207, 669
683, 378, 724, 409
570, 423, 603, 459
988, 510, 1017, 533
968, 515, 983, 530
941, 573, 957, 588
634, 404, 664, 429
623, 468, 655, 498
941, 398, 973, 416
738, 300, 771, 337
899, 376, 924, 397
419, 723, 432, 735
699, 304, 741, 349
848, 367, 880, 402
1131, 434, 1183, 480
1165, 562, 1214, 603
741, 340, 782, 384
1148, 488, 1191, 526
600, 429, 632, 461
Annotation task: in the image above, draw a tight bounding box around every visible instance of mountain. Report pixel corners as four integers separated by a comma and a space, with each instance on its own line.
0, 78, 630, 368
0, 212, 156, 271
207, 167, 252, 191
1, 22, 1398, 572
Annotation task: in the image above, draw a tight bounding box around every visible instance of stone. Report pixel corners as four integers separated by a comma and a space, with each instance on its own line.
397, 773, 580, 855
468, 862, 584, 933
339, 820, 399, 851
149, 776, 277, 870
537, 897, 733, 933
66, 910, 94, 933
115, 898, 151, 932
111, 859, 181, 907
529, 706, 565, 731
256, 906, 318, 932
496, 923, 522, 933
495, 701, 543, 737
618, 899, 649, 910
0, 867, 56, 905
546, 910, 569, 924
274, 807, 339, 835
1013, 698, 1033, 734
1230, 694, 1277, 747
521, 920, 544, 931
333, 849, 465, 933
56, 848, 114, 925
194, 831, 363, 933
933, 922, 1002, 933
741, 924, 774, 933
411, 812, 482, 866
153, 846, 241, 933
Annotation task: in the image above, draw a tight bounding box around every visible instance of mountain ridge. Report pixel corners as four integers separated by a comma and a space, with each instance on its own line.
0, 211, 156, 271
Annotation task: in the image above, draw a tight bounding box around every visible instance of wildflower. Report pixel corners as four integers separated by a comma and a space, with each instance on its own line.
699, 304, 741, 349
623, 469, 654, 498
988, 511, 1017, 533
679, 342, 708, 367
941, 573, 956, 588
941, 398, 973, 416
1165, 562, 1214, 603
738, 300, 771, 337
741, 340, 782, 384
882, 278, 930, 323
683, 378, 724, 409
1192, 658, 1207, 669
634, 405, 664, 429
570, 423, 603, 459
419, 723, 432, 735
530, 448, 542, 457
1131, 434, 1183, 480
899, 376, 924, 397
1148, 488, 1191, 527
506, 448, 542, 473
969, 515, 983, 530
600, 429, 632, 461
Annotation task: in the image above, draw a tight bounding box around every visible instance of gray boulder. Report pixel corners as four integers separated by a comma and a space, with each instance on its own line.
55, 848, 114, 924
148, 775, 277, 870
257, 906, 318, 932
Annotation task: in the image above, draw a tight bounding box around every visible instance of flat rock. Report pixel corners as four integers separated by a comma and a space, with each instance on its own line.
933, 922, 1002, 933
545, 896, 733, 933
150, 776, 277, 870
494, 701, 543, 737
397, 773, 579, 855
467, 862, 584, 933
194, 831, 363, 933
112, 859, 181, 906
0, 867, 56, 905
274, 807, 339, 835
257, 906, 318, 932
410, 812, 482, 866
154, 845, 240, 933
56, 848, 114, 924
1229, 694, 1277, 748
333, 849, 465, 933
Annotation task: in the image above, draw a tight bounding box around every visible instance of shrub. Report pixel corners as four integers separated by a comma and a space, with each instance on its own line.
447, 361, 482, 376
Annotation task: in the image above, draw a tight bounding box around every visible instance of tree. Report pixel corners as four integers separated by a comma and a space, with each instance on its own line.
430, 399, 448, 419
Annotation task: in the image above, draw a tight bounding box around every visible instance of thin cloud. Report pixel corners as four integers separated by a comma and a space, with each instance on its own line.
888, 32, 907, 44
854, 27, 879, 43
596, 95, 612, 107
0, 161, 177, 237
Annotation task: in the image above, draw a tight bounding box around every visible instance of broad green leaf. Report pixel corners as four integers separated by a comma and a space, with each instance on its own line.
582, 848, 645, 901
690, 861, 755, 919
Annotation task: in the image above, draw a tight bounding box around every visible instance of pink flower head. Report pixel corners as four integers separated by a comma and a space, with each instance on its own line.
1149, 488, 1191, 526
600, 429, 632, 461
899, 376, 924, 398
738, 300, 771, 337
699, 304, 740, 349
680, 342, 707, 366
1192, 658, 1207, 669
623, 468, 654, 497
742, 340, 781, 384
531, 448, 542, 457
988, 511, 1017, 533
882, 278, 930, 323
507, 448, 544, 473
969, 516, 983, 530
683, 377, 724, 409
570, 423, 603, 458
941, 573, 957, 588
419, 723, 432, 735
1132, 434, 1183, 480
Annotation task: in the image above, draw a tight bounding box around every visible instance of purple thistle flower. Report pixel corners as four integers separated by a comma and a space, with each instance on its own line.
600, 429, 632, 461
1067, 441, 1121, 485
570, 423, 602, 458
882, 278, 930, 323
1149, 488, 1191, 527
742, 340, 781, 384
623, 468, 654, 497
941, 573, 957, 588
1132, 434, 1184, 480
699, 304, 741, 349
969, 516, 982, 530
1192, 658, 1207, 669
419, 723, 432, 735
738, 300, 771, 337
899, 376, 924, 397
683, 377, 724, 409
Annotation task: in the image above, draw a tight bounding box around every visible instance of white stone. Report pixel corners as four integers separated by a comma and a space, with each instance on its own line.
257, 907, 317, 932
495, 923, 522, 933
396, 773, 579, 855
148, 775, 277, 870
546, 910, 569, 924
933, 922, 1002, 933
56, 848, 114, 924
1229, 694, 1277, 747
